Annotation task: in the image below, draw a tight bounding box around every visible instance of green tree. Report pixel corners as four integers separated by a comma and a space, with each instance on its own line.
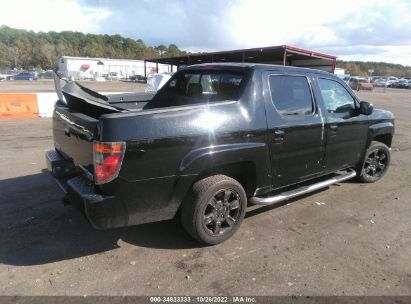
0, 25, 189, 69
155, 44, 167, 57
166, 44, 185, 57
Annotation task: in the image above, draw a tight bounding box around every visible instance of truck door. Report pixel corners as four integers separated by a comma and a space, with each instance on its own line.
263, 72, 325, 188
314, 77, 369, 172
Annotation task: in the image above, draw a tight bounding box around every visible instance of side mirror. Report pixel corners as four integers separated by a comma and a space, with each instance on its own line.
359, 101, 374, 115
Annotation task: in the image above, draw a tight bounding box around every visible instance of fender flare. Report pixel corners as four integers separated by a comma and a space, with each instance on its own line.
178, 142, 268, 175
167, 142, 271, 216
367, 122, 394, 147
356, 121, 395, 171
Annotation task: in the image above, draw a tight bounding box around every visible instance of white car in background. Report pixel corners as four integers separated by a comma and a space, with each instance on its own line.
387, 76, 398, 87
105, 72, 125, 81
145, 73, 173, 92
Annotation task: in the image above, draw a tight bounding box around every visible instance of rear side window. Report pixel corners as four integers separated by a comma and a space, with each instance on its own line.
269, 75, 314, 116
162, 71, 244, 103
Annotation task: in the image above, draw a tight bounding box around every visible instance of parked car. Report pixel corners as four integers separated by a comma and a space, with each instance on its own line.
348, 77, 373, 91
128, 74, 146, 83
371, 76, 383, 83
39, 70, 55, 79
373, 79, 388, 87
9, 71, 37, 80
392, 79, 409, 89
105, 72, 124, 81
387, 76, 398, 87
46, 64, 394, 245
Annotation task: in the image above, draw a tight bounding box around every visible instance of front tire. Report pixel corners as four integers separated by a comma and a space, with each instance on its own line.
181, 175, 247, 245
357, 141, 391, 183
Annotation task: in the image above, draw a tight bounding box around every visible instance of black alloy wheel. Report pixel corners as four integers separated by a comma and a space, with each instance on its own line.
358, 141, 391, 183
181, 175, 247, 245
363, 149, 388, 179
202, 189, 241, 236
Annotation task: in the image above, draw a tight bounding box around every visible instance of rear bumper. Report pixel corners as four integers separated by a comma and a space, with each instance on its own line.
46, 150, 128, 229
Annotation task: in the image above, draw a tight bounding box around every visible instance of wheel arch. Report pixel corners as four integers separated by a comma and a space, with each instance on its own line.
169, 143, 271, 218
367, 121, 394, 148
169, 160, 258, 219
177, 142, 270, 197
356, 122, 394, 174
193, 161, 257, 198
372, 133, 393, 148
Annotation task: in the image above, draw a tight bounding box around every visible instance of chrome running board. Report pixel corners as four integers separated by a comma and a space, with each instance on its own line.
249, 169, 357, 206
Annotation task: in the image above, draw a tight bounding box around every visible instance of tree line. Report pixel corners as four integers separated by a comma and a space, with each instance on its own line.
0, 25, 187, 70
336, 60, 411, 78
1, 25, 410, 77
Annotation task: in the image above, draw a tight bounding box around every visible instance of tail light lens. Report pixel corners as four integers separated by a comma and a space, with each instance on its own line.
93, 141, 126, 184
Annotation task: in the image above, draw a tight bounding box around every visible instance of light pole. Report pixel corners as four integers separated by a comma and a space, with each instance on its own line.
368, 69, 374, 80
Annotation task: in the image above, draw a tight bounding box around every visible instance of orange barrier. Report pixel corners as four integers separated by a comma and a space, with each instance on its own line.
0, 94, 39, 119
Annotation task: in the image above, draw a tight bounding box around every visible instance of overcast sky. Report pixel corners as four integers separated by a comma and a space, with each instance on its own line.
1, 0, 411, 65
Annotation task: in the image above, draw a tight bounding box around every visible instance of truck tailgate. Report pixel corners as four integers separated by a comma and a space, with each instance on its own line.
51, 76, 123, 172
53, 104, 98, 170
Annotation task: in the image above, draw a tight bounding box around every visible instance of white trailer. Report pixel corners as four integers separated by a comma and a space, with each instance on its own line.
58, 56, 174, 80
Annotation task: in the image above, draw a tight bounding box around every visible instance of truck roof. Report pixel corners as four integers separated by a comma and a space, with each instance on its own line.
181, 62, 333, 76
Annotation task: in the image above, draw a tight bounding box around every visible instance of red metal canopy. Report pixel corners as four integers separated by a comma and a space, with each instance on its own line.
144, 45, 337, 78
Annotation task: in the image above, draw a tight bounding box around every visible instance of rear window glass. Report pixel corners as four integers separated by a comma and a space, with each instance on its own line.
157, 71, 244, 104
269, 75, 314, 116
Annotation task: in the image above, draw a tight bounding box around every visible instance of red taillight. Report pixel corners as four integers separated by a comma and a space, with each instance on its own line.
93, 141, 126, 184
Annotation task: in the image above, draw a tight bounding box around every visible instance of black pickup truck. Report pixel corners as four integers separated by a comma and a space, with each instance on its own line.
46, 63, 394, 245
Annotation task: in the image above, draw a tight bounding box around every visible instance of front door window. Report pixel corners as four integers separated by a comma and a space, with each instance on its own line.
318, 78, 356, 115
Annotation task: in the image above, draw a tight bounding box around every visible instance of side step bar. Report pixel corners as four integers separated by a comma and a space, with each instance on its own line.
249, 169, 357, 206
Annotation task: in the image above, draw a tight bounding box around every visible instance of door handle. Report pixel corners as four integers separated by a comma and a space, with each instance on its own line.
273, 129, 285, 141
329, 124, 338, 131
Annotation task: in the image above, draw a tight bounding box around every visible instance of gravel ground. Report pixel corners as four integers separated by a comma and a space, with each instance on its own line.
0, 88, 410, 296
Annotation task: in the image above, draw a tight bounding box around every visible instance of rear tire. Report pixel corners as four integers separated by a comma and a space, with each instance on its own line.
357, 141, 391, 183
181, 175, 247, 245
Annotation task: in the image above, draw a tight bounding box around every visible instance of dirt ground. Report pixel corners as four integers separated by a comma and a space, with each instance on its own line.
0, 88, 410, 296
